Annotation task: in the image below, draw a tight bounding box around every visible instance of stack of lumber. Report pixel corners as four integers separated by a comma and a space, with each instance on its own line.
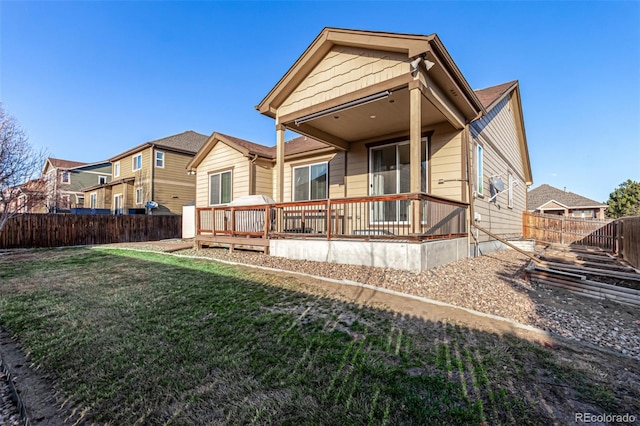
526, 244, 640, 307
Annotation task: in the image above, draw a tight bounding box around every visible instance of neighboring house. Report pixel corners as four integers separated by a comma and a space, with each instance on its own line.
527, 184, 607, 219
1, 178, 47, 214
193, 28, 532, 271
84, 131, 207, 215
42, 158, 112, 212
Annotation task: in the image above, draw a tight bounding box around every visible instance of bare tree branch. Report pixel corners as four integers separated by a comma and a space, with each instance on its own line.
0, 103, 48, 230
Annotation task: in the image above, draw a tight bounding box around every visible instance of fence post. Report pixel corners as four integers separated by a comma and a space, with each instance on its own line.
616, 219, 623, 258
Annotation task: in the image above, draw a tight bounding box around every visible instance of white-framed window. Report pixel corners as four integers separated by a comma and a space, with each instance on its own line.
508, 173, 514, 208
113, 193, 123, 215
61, 171, 70, 184
132, 154, 142, 171
114, 162, 120, 178
155, 151, 164, 168
136, 187, 143, 205
60, 194, 70, 208
209, 170, 232, 205
476, 144, 484, 196
77, 195, 85, 207
292, 162, 328, 202
90, 192, 97, 209
99, 175, 107, 185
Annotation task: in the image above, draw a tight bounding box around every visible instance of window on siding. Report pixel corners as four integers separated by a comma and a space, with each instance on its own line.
132, 154, 142, 171
155, 151, 164, 168
77, 196, 84, 207
508, 173, 514, 208
90, 193, 97, 209
61, 171, 70, 184
136, 187, 143, 205
476, 144, 484, 196
114, 162, 120, 178
293, 162, 328, 201
209, 171, 232, 205
99, 176, 107, 184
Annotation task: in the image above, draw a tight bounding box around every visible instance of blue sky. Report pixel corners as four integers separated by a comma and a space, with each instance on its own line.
1, 1, 638, 203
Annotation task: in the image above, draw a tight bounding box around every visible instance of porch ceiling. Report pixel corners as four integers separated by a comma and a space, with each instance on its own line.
285, 87, 448, 145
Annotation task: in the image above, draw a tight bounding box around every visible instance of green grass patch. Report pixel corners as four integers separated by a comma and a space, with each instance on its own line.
0, 248, 636, 425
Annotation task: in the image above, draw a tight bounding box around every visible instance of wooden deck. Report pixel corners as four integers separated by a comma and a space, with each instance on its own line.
195, 234, 270, 253
195, 193, 469, 253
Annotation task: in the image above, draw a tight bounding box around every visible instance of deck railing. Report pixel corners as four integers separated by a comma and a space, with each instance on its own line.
196, 193, 468, 242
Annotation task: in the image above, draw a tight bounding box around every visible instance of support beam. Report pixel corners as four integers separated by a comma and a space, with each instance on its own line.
409, 84, 423, 193
417, 77, 466, 130
289, 123, 349, 151
276, 123, 286, 203
410, 83, 423, 234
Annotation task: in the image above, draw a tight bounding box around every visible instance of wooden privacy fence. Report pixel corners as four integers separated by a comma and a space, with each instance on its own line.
621, 216, 640, 269
522, 212, 615, 251
0, 214, 182, 249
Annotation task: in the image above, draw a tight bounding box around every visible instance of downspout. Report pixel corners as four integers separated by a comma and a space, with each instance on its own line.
466, 110, 483, 256
248, 153, 258, 195
150, 144, 155, 214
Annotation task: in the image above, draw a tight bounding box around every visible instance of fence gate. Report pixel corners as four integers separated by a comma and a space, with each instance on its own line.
522, 212, 616, 251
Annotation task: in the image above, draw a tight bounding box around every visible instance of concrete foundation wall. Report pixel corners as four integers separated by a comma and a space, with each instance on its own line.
471, 238, 534, 257
269, 238, 468, 273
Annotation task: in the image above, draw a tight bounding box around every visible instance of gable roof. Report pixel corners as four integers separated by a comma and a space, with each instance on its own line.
187, 132, 335, 170
187, 132, 274, 170
256, 27, 485, 121
110, 130, 208, 162
281, 135, 332, 157
472, 80, 533, 186
528, 184, 606, 210
474, 81, 518, 110
43, 157, 88, 174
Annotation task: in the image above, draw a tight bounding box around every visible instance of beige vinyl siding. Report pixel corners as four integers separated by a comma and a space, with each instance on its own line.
279, 47, 409, 117
195, 142, 249, 208
117, 148, 152, 180
152, 150, 197, 214
283, 152, 344, 202
154, 182, 196, 214
83, 187, 112, 209
345, 142, 368, 197
254, 162, 274, 197
429, 123, 463, 201
154, 151, 196, 185
345, 122, 464, 201
110, 182, 134, 213
472, 94, 527, 241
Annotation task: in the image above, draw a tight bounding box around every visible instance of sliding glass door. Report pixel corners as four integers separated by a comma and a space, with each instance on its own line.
369, 138, 427, 224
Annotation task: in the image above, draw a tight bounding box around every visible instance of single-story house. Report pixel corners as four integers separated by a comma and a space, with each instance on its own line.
191, 27, 533, 272
527, 184, 607, 219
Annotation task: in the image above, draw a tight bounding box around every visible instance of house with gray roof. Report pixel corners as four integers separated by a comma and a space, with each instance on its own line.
83, 130, 208, 215
527, 184, 607, 219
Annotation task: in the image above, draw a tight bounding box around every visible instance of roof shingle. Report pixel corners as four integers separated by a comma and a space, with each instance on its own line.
47, 158, 88, 169
474, 81, 517, 109
527, 184, 606, 210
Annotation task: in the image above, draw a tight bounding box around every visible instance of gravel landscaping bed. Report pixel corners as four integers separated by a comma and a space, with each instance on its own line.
104, 243, 640, 360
